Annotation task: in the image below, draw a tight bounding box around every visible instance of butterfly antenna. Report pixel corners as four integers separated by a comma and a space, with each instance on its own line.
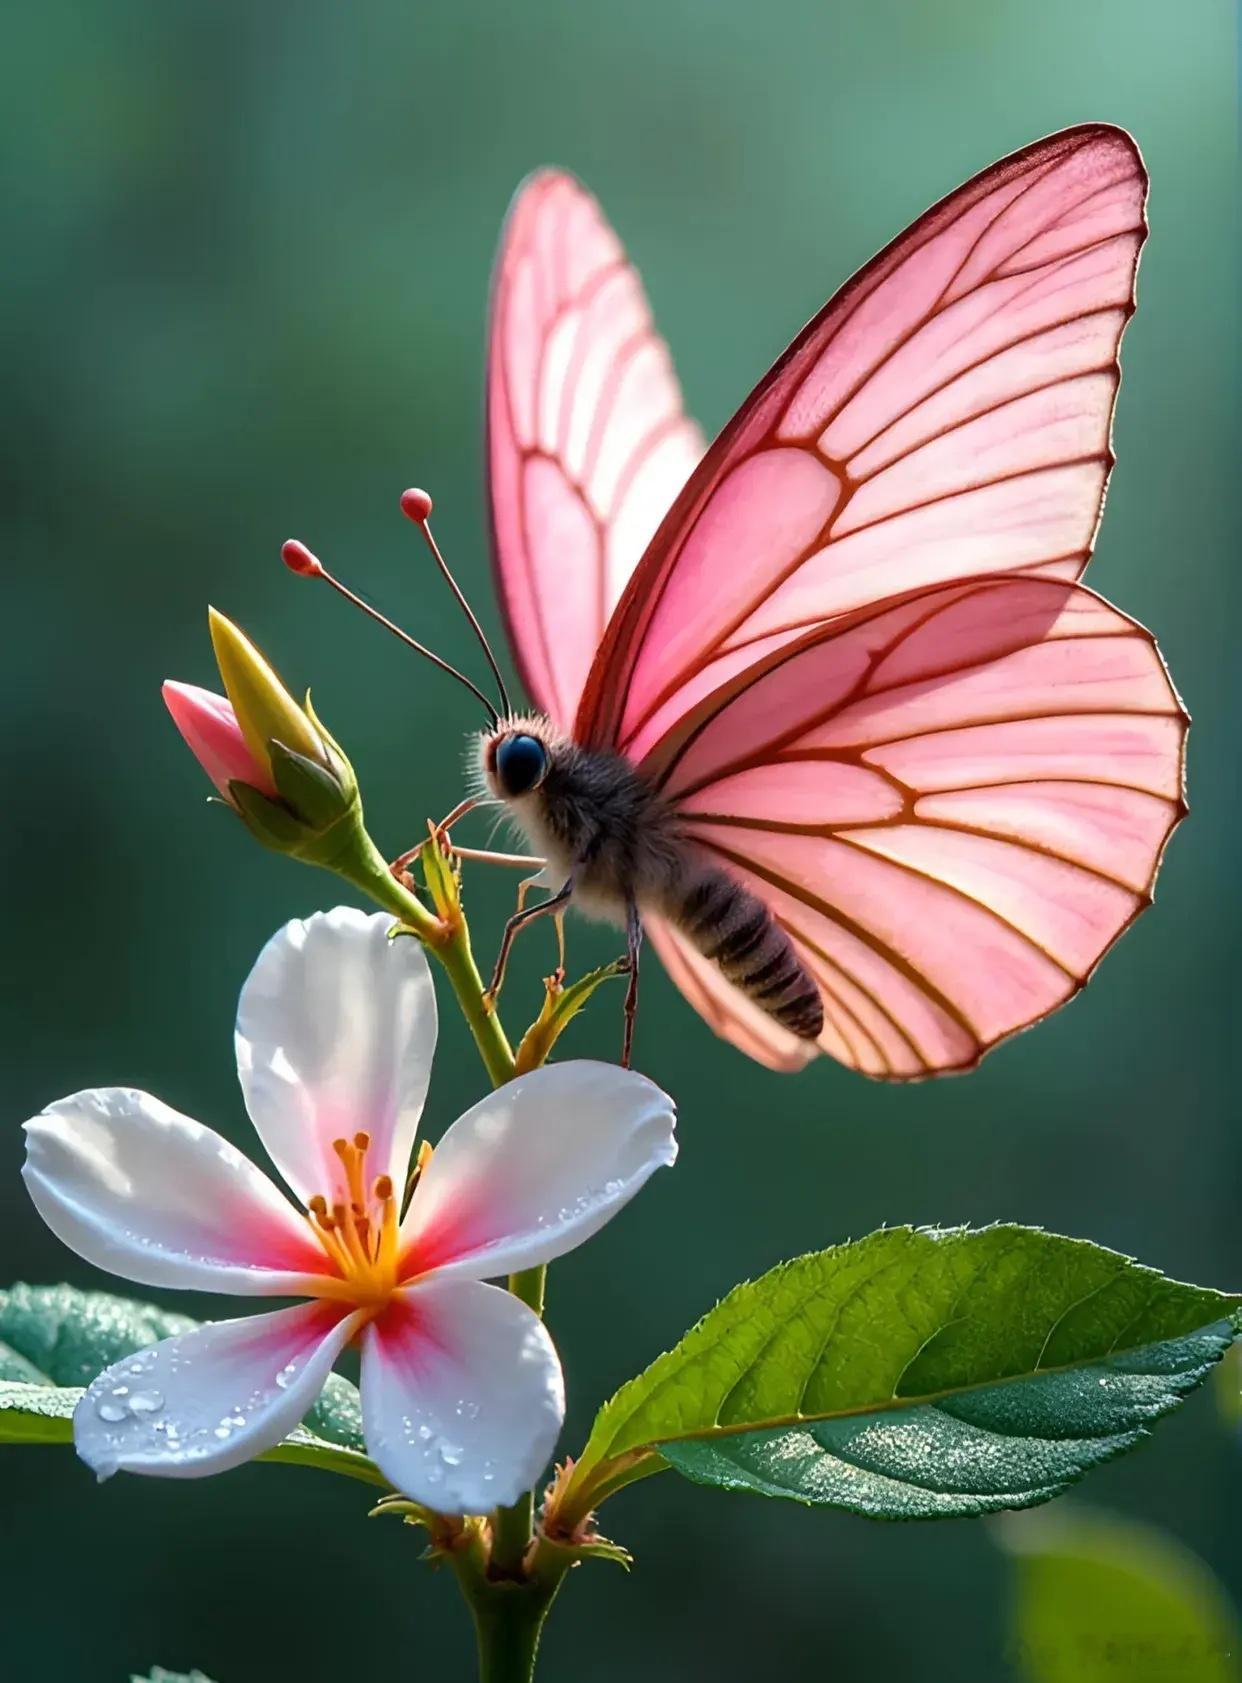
400, 488, 512, 720
282, 538, 500, 727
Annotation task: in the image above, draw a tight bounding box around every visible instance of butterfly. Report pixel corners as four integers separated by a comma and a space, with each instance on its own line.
304, 125, 1187, 1079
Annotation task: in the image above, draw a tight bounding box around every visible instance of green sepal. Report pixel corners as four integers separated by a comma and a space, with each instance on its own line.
514, 959, 627, 1074
303, 691, 355, 788
269, 739, 352, 827
420, 829, 463, 925
227, 779, 307, 852
535, 1530, 633, 1572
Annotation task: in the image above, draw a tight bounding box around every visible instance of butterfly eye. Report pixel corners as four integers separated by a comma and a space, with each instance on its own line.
495, 733, 548, 797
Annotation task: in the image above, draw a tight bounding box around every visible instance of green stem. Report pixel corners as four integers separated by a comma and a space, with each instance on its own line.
343, 833, 516, 1087
456, 1571, 563, 1683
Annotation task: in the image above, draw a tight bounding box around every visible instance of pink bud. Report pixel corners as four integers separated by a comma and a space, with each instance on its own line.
162, 680, 279, 801
400, 487, 434, 524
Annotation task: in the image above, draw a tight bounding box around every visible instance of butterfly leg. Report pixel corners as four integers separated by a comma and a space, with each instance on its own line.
484, 872, 577, 1010
390, 796, 488, 879
620, 900, 643, 1069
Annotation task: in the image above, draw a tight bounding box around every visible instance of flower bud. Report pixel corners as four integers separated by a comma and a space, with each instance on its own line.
162, 681, 277, 803
207, 608, 328, 776
164, 611, 361, 864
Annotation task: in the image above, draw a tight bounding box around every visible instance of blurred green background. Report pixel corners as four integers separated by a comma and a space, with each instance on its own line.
2, 0, 1237, 1677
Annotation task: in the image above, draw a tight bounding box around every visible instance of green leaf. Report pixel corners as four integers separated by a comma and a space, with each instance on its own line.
0, 1377, 383, 1485
565, 1227, 1238, 1523
999, 1507, 1241, 1682
0, 1284, 381, 1487
0, 1283, 195, 1386
304, 1370, 365, 1452
0, 1379, 76, 1443
0, 1339, 50, 1383
131, 1670, 219, 1683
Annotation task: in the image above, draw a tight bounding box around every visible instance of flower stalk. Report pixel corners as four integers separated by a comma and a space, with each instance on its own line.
163, 615, 657, 1679
329, 829, 552, 1594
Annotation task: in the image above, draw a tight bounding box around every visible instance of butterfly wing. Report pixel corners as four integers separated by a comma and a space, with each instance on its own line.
575, 125, 1149, 763
641, 575, 1186, 1077
487, 170, 704, 729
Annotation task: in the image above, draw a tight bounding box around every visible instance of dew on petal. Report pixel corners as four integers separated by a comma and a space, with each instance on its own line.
95, 1399, 128, 1423
128, 1389, 164, 1414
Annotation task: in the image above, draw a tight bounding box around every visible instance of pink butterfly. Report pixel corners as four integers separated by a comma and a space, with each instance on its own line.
473, 124, 1186, 1080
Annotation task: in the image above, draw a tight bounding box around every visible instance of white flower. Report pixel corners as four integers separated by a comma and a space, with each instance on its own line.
22, 908, 676, 1512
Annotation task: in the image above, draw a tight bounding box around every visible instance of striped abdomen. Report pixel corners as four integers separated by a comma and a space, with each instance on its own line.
669, 866, 824, 1040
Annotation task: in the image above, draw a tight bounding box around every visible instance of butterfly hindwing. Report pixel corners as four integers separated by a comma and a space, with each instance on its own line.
643, 575, 1186, 1076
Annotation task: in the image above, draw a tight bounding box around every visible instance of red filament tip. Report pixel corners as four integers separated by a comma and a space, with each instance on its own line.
282, 539, 324, 578
400, 487, 434, 525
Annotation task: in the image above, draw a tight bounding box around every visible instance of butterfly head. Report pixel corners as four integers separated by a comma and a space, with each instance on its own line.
481, 717, 557, 801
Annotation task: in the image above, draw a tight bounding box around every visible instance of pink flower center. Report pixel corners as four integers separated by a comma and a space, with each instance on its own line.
303, 1131, 403, 1310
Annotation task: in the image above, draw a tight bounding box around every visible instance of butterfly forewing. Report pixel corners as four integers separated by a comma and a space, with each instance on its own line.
487, 170, 703, 730
575, 126, 1148, 764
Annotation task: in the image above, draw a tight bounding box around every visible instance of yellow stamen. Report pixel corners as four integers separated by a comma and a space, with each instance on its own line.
303, 1133, 405, 1309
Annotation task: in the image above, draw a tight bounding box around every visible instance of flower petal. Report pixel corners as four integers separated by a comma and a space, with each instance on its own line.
23, 1089, 333, 1294
235, 908, 437, 1204
403, 1062, 676, 1281
75, 1301, 358, 1480
361, 1278, 563, 1510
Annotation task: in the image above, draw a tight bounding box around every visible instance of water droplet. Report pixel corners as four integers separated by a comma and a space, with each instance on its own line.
111, 1385, 130, 1398
95, 1399, 128, 1423
604, 1178, 623, 1196
214, 1425, 232, 1439
128, 1389, 163, 1414
274, 1362, 298, 1390
454, 1400, 480, 1421
416, 1423, 433, 1442
439, 1441, 464, 1466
